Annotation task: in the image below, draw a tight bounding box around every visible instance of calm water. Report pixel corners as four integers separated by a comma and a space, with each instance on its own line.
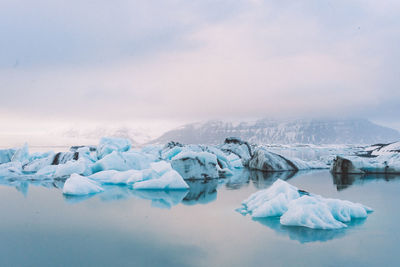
0, 170, 399, 267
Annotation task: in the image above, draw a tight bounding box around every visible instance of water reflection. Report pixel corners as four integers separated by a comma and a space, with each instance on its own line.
225, 169, 298, 190
331, 173, 400, 191
0, 176, 63, 196
183, 180, 218, 205
249, 170, 297, 189
133, 190, 188, 209
253, 217, 366, 243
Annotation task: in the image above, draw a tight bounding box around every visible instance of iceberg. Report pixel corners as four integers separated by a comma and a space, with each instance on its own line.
133, 169, 189, 190
0, 148, 16, 164
331, 154, 400, 174
226, 153, 243, 169
51, 151, 79, 165
89, 169, 146, 184
11, 143, 30, 164
171, 151, 219, 179
249, 148, 328, 172
23, 152, 55, 172
361, 141, 400, 156
160, 141, 237, 179
89, 160, 189, 189
97, 137, 132, 159
220, 137, 253, 166
91, 151, 151, 173
54, 158, 92, 178
0, 162, 23, 177
63, 173, 104, 195
238, 179, 372, 229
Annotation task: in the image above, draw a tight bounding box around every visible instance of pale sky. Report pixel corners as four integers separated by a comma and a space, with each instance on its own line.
1, 0, 400, 144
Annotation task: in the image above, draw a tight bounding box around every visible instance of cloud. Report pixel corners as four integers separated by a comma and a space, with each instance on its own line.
0, 0, 399, 130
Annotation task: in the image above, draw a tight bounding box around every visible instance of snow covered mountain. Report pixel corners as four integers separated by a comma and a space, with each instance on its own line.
150, 118, 400, 145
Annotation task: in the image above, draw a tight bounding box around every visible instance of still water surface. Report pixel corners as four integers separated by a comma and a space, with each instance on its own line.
0, 170, 399, 267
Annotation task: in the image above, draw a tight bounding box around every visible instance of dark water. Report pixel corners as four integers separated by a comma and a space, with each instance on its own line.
0, 170, 399, 267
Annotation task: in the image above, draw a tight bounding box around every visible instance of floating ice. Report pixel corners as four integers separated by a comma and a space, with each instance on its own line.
220, 137, 253, 166
97, 137, 132, 159
249, 148, 328, 172
226, 153, 243, 169
88, 160, 188, 189
171, 151, 219, 179
0, 162, 22, 177
23, 152, 55, 172
133, 169, 189, 190
0, 148, 16, 164
239, 179, 372, 229
91, 151, 151, 173
11, 143, 30, 164
63, 173, 104, 195
89, 169, 146, 184
54, 158, 92, 178
331, 154, 400, 174
362, 141, 400, 156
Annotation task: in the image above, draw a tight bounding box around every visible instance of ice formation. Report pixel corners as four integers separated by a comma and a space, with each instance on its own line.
238, 179, 372, 229
63, 173, 104, 195
171, 151, 219, 179
219, 137, 253, 166
0, 148, 16, 164
97, 137, 132, 159
161, 142, 236, 179
1, 136, 383, 199
249, 148, 328, 172
91, 151, 151, 172
331, 154, 400, 174
331, 141, 400, 174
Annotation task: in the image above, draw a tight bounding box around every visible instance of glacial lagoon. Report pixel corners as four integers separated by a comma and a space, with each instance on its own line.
0, 169, 399, 267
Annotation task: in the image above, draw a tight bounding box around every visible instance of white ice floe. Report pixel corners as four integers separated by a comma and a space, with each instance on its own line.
238, 179, 372, 229
63, 173, 104, 195
96, 137, 132, 159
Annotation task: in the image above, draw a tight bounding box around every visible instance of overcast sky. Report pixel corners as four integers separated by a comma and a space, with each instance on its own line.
1, 0, 400, 141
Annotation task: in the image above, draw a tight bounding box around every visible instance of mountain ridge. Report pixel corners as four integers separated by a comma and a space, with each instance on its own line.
149, 118, 400, 145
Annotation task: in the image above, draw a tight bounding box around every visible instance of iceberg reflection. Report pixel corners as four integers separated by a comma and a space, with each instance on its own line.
331, 173, 400, 191
254, 217, 366, 243
182, 179, 218, 205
